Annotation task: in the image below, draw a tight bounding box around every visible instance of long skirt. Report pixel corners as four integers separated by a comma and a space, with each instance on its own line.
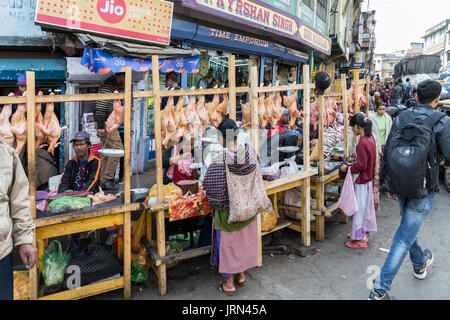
351, 182, 378, 241
211, 218, 258, 277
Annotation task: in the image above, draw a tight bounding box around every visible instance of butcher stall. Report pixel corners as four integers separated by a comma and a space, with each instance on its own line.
133, 54, 321, 296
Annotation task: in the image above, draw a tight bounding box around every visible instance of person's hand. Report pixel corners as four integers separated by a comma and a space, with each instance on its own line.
19, 244, 38, 269
340, 164, 348, 173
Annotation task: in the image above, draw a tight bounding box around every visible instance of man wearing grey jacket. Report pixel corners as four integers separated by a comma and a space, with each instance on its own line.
0, 141, 37, 300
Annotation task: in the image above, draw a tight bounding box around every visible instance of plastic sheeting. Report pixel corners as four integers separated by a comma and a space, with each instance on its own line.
394, 54, 442, 78
81, 46, 200, 74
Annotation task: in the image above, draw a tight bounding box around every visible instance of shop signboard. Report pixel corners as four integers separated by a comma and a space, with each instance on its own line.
350, 63, 365, 70
34, 0, 173, 45
193, 26, 308, 62
181, 0, 331, 55
260, 0, 297, 16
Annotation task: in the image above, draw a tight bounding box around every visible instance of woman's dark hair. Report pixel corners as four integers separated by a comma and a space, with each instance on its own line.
349, 113, 372, 136
375, 102, 386, 110
217, 119, 239, 143
417, 79, 442, 104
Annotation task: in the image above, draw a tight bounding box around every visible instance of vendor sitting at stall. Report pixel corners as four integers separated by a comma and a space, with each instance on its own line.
58, 131, 101, 194
163, 134, 201, 185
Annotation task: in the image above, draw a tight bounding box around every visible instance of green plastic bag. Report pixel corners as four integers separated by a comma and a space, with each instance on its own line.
46, 196, 91, 214
131, 262, 148, 283
42, 240, 70, 287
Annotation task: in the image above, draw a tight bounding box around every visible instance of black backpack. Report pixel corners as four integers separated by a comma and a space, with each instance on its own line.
381, 109, 445, 199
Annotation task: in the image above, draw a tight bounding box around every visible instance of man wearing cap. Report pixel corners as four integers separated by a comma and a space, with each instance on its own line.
268, 107, 289, 139
58, 132, 101, 194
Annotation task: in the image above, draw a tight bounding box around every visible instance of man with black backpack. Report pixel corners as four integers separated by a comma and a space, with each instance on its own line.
369, 80, 450, 300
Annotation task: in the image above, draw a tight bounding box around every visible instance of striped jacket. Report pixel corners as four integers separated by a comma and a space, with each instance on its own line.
58, 153, 101, 193
94, 76, 121, 129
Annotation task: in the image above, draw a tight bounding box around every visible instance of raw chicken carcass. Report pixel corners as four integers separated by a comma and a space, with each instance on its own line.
105, 91, 134, 133
161, 94, 177, 147
310, 100, 319, 131
264, 90, 276, 127
172, 93, 188, 142
35, 91, 48, 148
205, 92, 221, 128
283, 91, 302, 129
43, 92, 68, 156
10, 92, 27, 155
240, 101, 251, 132
196, 95, 209, 135
184, 95, 202, 138
258, 93, 268, 128
0, 93, 16, 148
346, 86, 366, 114
217, 93, 229, 115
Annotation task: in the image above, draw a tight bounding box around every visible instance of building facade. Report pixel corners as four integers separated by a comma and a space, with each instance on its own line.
374, 50, 406, 80
423, 19, 450, 73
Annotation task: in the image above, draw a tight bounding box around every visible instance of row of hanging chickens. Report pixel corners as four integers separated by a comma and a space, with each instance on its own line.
240, 87, 302, 131
0, 91, 67, 156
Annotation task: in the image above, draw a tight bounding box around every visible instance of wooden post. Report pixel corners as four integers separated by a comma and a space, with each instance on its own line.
151, 55, 167, 295
365, 76, 370, 118
228, 55, 236, 121
318, 94, 325, 177
341, 75, 349, 157
26, 71, 38, 300
301, 65, 311, 246
123, 67, 132, 299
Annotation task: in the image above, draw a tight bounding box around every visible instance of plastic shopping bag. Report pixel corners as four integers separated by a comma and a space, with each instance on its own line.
42, 240, 70, 287
337, 168, 359, 217
280, 156, 298, 177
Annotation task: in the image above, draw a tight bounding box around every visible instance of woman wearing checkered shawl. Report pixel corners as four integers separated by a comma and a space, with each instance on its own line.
203, 119, 259, 296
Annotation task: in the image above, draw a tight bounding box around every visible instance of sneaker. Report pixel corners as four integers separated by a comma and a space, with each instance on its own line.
368, 289, 390, 300
413, 249, 434, 280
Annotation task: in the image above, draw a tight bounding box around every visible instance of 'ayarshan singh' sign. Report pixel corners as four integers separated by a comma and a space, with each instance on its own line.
35, 0, 173, 46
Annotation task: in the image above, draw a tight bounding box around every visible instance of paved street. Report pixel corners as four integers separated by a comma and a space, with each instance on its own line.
93, 181, 450, 300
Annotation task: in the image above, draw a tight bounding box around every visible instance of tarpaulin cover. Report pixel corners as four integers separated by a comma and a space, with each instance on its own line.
394, 54, 442, 78
81, 47, 200, 74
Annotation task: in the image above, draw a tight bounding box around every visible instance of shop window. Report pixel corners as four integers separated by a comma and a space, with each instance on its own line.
317, 0, 327, 21
303, 0, 314, 10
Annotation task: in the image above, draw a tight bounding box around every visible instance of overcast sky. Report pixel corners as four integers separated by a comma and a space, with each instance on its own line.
362, 0, 450, 54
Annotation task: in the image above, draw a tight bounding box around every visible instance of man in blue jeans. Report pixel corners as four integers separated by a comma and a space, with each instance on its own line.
370, 79, 450, 300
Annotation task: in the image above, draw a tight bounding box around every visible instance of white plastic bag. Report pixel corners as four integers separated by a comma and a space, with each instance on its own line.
337, 168, 359, 217
283, 187, 315, 221
280, 156, 298, 177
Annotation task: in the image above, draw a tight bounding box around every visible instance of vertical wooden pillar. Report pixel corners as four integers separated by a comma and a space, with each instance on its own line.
152, 55, 167, 296
26, 72, 38, 300
123, 67, 132, 299
341, 75, 349, 157
228, 55, 236, 121
318, 94, 325, 177
301, 65, 311, 246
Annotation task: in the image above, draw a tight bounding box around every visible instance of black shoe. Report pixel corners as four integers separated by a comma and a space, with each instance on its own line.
368, 289, 390, 300
413, 249, 434, 280
101, 181, 118, 191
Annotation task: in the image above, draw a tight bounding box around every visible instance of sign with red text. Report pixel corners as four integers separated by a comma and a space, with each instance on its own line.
181, 0, 331, 55
35, 0, 173, 45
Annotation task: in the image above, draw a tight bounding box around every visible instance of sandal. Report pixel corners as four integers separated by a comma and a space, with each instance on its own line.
235, 275, 246, 287
218, 281, 235, 296
345, 240, 367, 248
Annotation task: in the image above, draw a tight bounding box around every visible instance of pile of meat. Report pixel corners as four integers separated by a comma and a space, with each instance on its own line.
240, 89, 301, 131
0, 91, 66, 155
323, 124, 344, 156
310, 97, 339, 130
346, 86, 367, 114
87, 187, 119, 206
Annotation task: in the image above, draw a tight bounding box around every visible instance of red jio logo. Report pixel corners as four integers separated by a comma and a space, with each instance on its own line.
97, 0, 126, 24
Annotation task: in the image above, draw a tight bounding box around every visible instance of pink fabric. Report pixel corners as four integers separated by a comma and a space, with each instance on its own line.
166, 145, 179, 180
214, 218, 259, 274
337, 167, 359, 217
177, 159, 193, 176
359, 182, 377, 233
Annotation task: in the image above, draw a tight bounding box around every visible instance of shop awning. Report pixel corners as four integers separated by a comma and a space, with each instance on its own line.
76, 34, 199, 59
81, 46, 200, 74
0, 59, 66, 82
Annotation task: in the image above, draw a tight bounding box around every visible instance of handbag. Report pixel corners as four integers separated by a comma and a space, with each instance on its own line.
225, 154, 273, 224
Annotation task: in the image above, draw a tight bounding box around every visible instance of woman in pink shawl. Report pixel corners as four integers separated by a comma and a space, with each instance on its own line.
203, 119, 259, 295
